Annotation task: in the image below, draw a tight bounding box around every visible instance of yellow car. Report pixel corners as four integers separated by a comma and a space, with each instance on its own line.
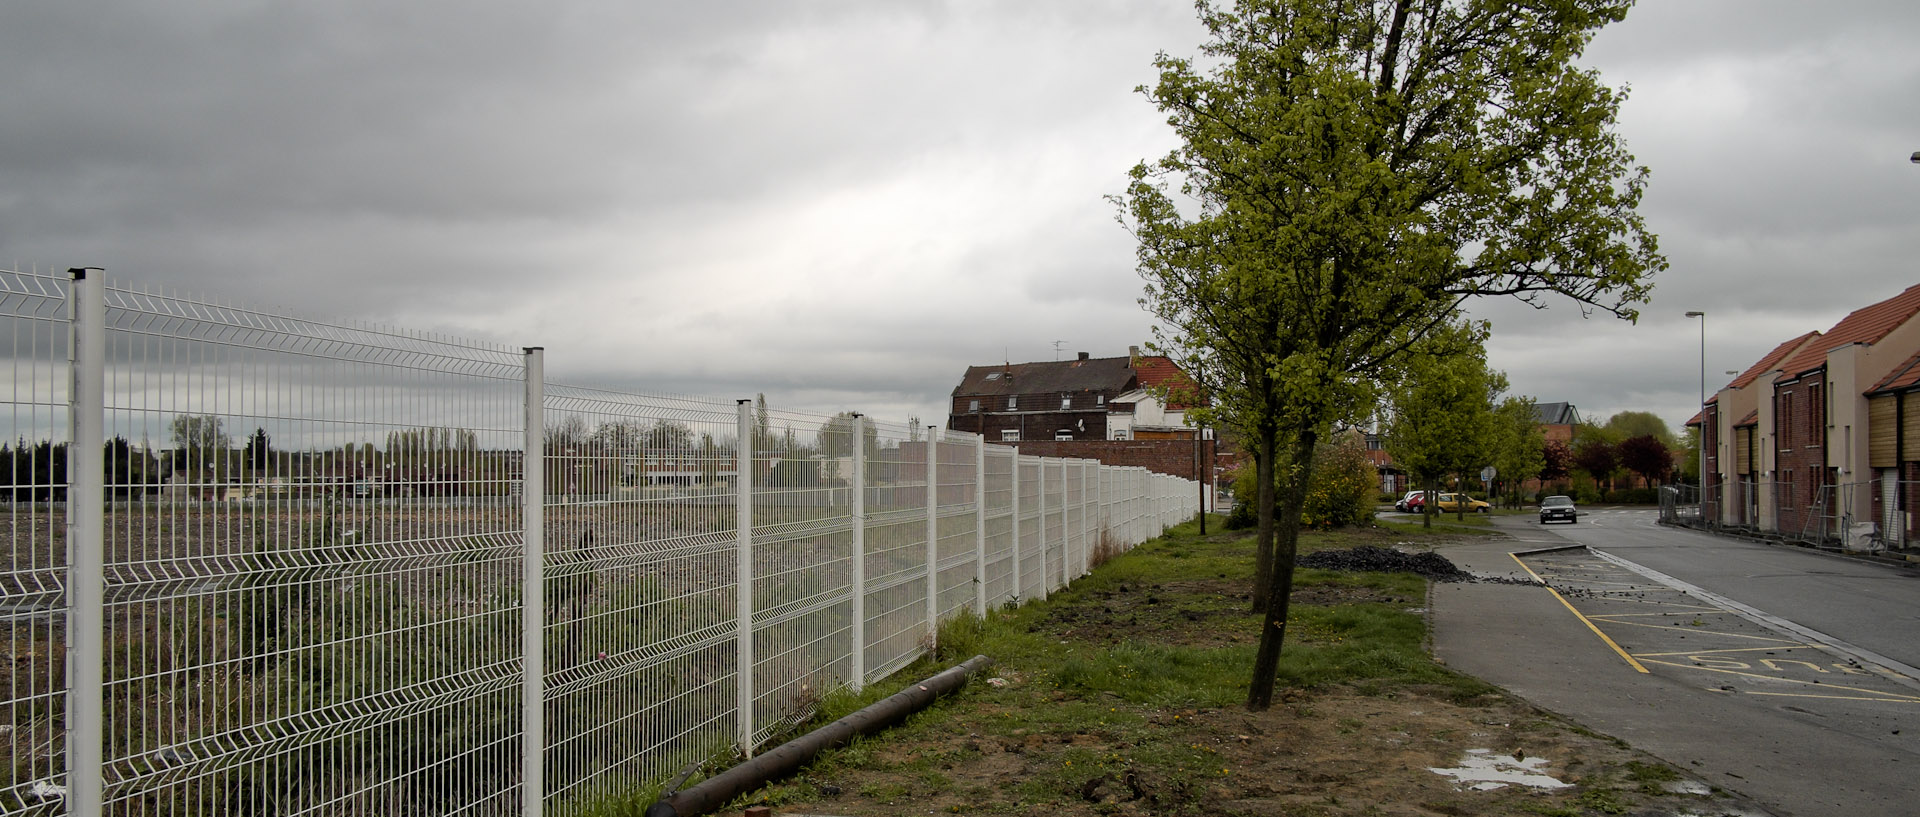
1433, 493, 1492, 513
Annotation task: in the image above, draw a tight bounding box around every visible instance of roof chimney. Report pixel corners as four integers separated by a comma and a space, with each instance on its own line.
1129, 346, 1140, 366
1077, 351, 1090, 362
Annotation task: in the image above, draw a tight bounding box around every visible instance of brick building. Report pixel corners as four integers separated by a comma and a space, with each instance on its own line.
947, 350, 1223, 506
947, 348, 1202, 443
1689, 284, 1920, 544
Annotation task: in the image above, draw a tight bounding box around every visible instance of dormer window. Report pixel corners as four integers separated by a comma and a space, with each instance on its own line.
1061, 394, 1072, 410
1007, 395, 1017, 410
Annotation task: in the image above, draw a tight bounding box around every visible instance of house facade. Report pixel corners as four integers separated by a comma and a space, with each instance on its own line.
948, 347, 1203, 443
1689, 284, 1920, 545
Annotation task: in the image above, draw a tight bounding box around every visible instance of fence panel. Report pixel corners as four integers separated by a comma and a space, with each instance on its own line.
0, 270, 71, 815
100, 278, 529, 815
1014, 456, 1044, 603
933, 435, 977, 623
980, 446, 1016, 607
0, 267, 1197, 816
857, 420, 930, 683
537, 387, 740, 808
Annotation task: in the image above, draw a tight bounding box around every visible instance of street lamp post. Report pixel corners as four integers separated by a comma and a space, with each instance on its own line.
1686, 311, 1706, 516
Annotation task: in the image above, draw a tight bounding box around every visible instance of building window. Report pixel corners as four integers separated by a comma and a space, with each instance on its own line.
1777, 392, 1792, 448
1055, 430, 1074, 441
1007, 395, 1017, 410
968, 399, 980, 413
1780, 469, 1794, 509
1112, 429, 1130, 440
985, 372, 1002, 380
1097, 395, 1105, 406
1001, 430, 1020, 442
1061, 394, 1072, 410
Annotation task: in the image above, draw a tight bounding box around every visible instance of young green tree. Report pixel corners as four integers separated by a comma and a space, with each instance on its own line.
169, 414, 231, 478
1491, 396, 1546, 506
1123, 0, 1661, 710
1601, 410, 1674, 446
1383, 324, 1503, 525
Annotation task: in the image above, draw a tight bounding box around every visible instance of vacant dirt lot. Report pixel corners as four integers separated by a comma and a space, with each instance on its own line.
737, 526, 1767, 817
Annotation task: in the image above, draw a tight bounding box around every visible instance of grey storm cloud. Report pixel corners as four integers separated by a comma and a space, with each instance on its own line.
3, 0, 1917, 432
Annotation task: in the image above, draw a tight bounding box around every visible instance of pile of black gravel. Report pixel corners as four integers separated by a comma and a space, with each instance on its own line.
1298, 545, 1474, 583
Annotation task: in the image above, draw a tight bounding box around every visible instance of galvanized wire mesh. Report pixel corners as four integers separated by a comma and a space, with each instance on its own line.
0, 267, 1199, 816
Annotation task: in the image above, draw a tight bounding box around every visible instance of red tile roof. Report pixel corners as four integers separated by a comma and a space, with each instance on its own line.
1132, 356, 1204, 409
1778, 284, 1920, 379
1735, 409, 1758, 427
1868, 348, 1920, 394
1727, 331, 1822, 390
1684, 408, 1705, 427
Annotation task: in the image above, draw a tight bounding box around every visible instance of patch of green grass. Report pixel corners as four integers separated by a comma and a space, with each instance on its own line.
1577, 786, 1631, 814
1624, 759, 1683, 795
1052, 642, 1252, 708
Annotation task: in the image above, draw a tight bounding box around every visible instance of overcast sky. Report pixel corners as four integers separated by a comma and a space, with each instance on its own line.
3, 1, 1916, 436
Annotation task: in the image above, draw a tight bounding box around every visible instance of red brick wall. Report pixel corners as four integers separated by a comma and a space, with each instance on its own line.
1005, 439, 1215, 482
1773, 373, 1829, 535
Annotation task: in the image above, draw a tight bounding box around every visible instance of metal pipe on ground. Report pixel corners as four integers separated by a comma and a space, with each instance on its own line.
645, 654, 996, 817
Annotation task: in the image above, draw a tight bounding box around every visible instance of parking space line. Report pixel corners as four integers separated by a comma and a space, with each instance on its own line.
1585, 616, 1802, 643
1588, 549, 1920, 693
1509, 551, 1649, 674
1636, 659, 1920, 703
1636, 645, 1813, 658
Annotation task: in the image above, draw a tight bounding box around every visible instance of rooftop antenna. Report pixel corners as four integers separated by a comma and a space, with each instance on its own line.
1052, 340, 1067, 360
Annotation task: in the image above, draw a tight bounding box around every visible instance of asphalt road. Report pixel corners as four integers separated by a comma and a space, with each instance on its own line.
1430, 508, 1920, 817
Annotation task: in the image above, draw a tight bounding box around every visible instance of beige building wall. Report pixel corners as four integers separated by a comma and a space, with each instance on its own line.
1754, 371, 1781, 532
1825, 315, 1920, 528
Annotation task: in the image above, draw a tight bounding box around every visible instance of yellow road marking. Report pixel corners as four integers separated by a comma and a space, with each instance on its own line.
1510, 552, 1648, 674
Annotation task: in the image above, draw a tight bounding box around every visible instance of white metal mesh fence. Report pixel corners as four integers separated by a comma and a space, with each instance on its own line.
1, 268, 1197, 816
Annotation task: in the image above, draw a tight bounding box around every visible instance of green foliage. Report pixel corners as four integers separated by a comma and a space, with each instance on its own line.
1224, 434, 1375, 530
1600, 410, 1675, 447
1300, 433, 1377, 529
1382, 322, 1504, 497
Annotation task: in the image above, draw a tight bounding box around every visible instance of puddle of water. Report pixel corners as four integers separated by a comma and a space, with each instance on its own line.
1663, 779, 1713, 796
1427, 748, 1573, 791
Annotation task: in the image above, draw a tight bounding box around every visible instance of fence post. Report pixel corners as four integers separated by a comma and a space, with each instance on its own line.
849, 415, 866, 691
520, 347, 545, 817
925, 427, 939, 645
1010, 455, 1021, 603
736, 400, 756, 756
974, 436, 987, 615
66, 268, 104, 815
1037, 459, 1049, 599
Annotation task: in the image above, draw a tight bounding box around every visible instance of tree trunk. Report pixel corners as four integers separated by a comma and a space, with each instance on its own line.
1246, 427, 1318, 710
1251, 431, 1277, 614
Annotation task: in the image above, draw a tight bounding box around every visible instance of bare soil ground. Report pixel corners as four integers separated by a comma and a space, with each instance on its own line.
740, 525, 1768, 817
